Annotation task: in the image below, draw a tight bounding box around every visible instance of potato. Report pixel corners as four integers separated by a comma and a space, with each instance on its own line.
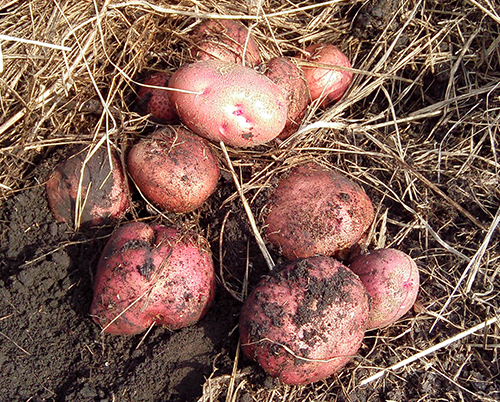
263, 57, 311, 140
127, 126, 220, 213
239, 256, 369, 385
297, 44, 353, 107
90, 222, 216, 335
46, 146, 130, 228
168, 60, 288, 148
264, 162, 374, 260
349, 248, 420, 330
135, 72, 178, 124
188, 19, 261, 67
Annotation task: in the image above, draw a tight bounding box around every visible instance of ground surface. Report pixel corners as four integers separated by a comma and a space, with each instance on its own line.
0, 142, 496, 402
0, 174, 244, 401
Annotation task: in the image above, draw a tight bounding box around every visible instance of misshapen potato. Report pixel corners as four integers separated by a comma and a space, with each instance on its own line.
297, 44, 353, 108
46, 146, 130, 228
127, 126, 220, 213
188, 19, 261, 67
264, 162, 374, 260
263, 57, 311, 140
90, 222, 216, 335
239, 256, 369, 385
168, 60, 288, 148
349, 248, 420, 329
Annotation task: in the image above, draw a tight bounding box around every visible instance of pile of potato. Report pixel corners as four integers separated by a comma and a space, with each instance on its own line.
240, 161, 420, 384
45, 20, 419, 385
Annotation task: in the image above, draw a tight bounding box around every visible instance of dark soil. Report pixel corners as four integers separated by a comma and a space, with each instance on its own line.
0, 162, 249, 401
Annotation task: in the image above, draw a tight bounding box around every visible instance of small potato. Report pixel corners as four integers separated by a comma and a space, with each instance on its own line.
297, 44, 353, 108
90, 222, 216, 335
264, 162, 374, 260
135, 72, 178, 124
188, 19, 261, 67
239, 256, 369, 385
127, 126, 220, 213
168, 60, 288, 148
349, 248, 420, 330
46, 146, 130, 228
263, 57, 311, 140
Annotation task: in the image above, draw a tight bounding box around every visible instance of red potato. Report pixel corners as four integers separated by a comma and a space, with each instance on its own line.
46, 146, 130, 228
297, 44, 353, 108
263, 57, 311, 140
168, 60, 288, 148
90, 222, 216, 335
349, 248, 420, 330
127, 126, 220, 213
188, 19, 261, 67
264, 162, 374, 260
135, 72, 178, 124
239, 256, 369, 385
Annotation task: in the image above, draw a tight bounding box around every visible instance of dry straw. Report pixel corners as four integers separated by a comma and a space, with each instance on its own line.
0, 0, 499, 400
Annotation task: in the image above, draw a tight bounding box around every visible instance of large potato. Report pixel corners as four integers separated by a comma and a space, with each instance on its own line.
46, 145, 130, 228
297, 44, 353, 107
168, 60, 288, 148
188, 19, 261, 67
263, 57, 311, 140
239, 256, 369, 385
127, 126, 220, 213
135, 72, 178, 124
90, 222, 216, 335
349, 248, 420, 329
264, 162, 374, 260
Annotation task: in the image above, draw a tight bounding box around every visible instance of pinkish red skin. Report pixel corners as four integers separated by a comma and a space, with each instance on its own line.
264, 162, 374, 260
136, 72, 178, 124
297, 44, 353, 108
46, 147, 130, 228
349, 248, 420, 330
168, 60, 288, 148
264, 57, 311, 140
90, 222, 216, 335
127, 126, 220, 213
239, 256, 369, 385
188, 20, 261, 67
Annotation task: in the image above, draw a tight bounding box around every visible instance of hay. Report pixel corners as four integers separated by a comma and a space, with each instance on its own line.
1, 0, 499, 400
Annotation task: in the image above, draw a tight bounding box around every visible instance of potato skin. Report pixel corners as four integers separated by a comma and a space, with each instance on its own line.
188, 19, 261, 67
90, 222, 216, 335
168, 60, 288, 148
349, 248, 420, 329
239, 256, 369, 385
298, 44, 353, 107
263, 57, 311, 140
135, 72, 178, 124
127, 126, 220, 213
46, 146, 130, 228
264, 162, 374, 260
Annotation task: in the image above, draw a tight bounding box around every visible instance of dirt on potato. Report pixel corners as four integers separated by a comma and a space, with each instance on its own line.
239, 256, 369, 385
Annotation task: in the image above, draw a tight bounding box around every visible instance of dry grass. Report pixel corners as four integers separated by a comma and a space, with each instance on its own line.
1, 0, 499, 401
